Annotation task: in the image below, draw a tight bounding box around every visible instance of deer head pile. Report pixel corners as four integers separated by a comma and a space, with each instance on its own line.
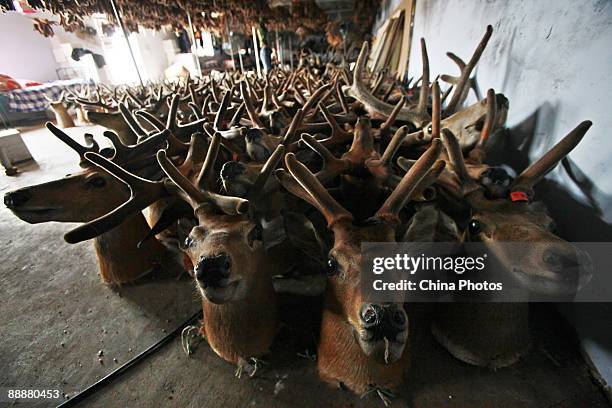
4, 24, 594, 402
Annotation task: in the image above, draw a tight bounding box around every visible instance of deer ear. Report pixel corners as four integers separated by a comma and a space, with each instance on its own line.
137, 200, 194, 248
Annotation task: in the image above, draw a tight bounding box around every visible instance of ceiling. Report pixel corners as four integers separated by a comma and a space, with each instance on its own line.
315, 0, 356, 21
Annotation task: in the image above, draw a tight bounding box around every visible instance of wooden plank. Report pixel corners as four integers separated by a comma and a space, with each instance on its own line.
369, 0, 415, 79
370, 19, 392, 71
397, 0, 416, 79
375, 16, 400, 73
385, 12, 405, 74
369, 19, 390, 70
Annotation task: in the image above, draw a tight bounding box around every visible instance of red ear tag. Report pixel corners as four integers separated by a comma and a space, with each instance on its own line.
510, 191, 529, 202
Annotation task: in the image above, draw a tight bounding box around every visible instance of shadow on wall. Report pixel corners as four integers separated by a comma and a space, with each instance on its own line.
485, 106, 612, 243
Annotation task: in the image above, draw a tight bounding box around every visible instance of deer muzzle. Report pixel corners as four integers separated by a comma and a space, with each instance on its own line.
194, 253, 243, 304
504, 244, 593, 296
542, 248, 580, 273
356, 303, 408, 364
195, 254, 231, 288
4, 189, 63, 223
4, 190, 31, 208
540, 247, 592, 290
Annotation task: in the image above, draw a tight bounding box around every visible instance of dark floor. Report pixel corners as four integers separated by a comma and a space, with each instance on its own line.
0, 126, 610, 407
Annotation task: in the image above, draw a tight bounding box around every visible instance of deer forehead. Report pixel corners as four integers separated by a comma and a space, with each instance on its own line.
442, 105, 486, 131
478, 202, 552, 225
34, 169, 117, 194
475, 212, 554, 237
192, 220, 254, 240
331, 242, 361, 261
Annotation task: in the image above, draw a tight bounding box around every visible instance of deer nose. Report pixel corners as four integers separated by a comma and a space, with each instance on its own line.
220, 161, 245, 179
361, 303, 384, 328
195, 254, 231, 288
360, 303, 407, 333
4, 190, 31, 208
542, 248, 580, 273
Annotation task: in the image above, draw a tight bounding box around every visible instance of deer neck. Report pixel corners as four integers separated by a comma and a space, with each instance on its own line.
431, 303, 529, 369
317, 293, 409, 395
92, 212, 166, 285
201, 268, 277, 365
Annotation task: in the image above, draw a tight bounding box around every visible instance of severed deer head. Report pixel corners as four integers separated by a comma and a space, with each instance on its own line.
276, 139, 444, 395
441, 120, 593, 295
3, 123, 170, 284
64, 136, 287, 370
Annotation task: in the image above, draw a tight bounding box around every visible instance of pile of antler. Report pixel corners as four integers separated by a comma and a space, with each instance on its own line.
4, 25, 593, 403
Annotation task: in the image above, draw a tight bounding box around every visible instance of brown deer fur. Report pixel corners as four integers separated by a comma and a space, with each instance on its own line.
200, 264, 277, 364
316, 222, 410, 394
431, 303, 529, 369
183, 209, 296, 364
318, 295, 409, 393
278, 142, 443, 394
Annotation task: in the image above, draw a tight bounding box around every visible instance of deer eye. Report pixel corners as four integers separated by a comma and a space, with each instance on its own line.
326, 257, 339, 276
468, 219, 482, 236
86, 176, 106, 188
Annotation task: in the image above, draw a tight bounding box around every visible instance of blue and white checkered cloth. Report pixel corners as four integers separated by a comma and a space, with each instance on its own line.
2, 79, 95, 113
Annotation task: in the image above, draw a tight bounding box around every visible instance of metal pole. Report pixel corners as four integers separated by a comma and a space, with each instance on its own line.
108, 0, 144, 87
278, 33, 283, 66
187, 11, 202, 78
238, 42, 245, 73
280, 35, 284, 67
252, 25, 261, 78
289, 35, 293, 70
226, 22, 236, 71
275, 29, 280, 67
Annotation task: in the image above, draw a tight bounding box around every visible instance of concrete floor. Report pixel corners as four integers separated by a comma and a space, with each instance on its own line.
0, 125, 610, 407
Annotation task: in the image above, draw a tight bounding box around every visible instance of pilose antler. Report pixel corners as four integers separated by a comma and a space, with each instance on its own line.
511, 121, 592, 200
443, 25, 493, 115
345, 41, 430, 128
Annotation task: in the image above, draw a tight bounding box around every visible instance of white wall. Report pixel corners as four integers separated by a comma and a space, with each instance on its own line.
0, 11, 60, 81
50, 17, 110, 82
403, 0, 612, 231
0, 10, 174, 85
0, 11, 113, 83
133, 28, 173, 81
